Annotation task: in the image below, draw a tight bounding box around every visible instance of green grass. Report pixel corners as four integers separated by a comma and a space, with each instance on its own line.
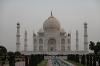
38, 60, 48, 66
67, 60, 86, 66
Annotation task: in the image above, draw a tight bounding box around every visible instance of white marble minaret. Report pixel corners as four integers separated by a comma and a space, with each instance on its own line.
76, 30, 79, 51
84, 22, 88, 51
24, 30, 27, 52
68, 33, 71, 50
16, 22, 20, 52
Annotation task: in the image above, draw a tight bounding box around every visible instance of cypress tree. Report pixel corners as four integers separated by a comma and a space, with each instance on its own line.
93, 55, 96, 66
75, 54, 79, 63
86, 54, 89, 66
81, 55, 86, 65
98, 55, 100, 66
7, 52, 15, 66
25, 55, 28, 66
89, 55, 92, 66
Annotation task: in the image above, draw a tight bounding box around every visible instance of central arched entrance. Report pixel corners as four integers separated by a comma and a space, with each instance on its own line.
48, 38, 56, 52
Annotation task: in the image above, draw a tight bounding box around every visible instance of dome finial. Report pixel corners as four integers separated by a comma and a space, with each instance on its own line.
51, 11, 53, 16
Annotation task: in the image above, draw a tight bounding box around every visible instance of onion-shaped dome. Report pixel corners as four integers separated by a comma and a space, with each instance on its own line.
43, 12, 60, 32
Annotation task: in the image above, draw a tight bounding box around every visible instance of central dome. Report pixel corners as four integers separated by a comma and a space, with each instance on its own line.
43, 13, 60, 32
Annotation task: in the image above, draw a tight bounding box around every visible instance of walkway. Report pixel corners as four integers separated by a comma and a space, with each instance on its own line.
47, 56, 76, 66
47, 59, 53, 66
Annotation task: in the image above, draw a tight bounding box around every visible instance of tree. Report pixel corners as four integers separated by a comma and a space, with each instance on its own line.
89, 41, 95, 51
89, 41, 100, 54
93, 55, 96, 66
25, 55, 29, 66
14, 51, 21, 57
0, 45, 7, 56
7, 52, 15, 66
86, 54, 89, 66
96, 42, 100, 53
89, 55, 93, 66
0, 46, 7, 66
75, 54, 79, 63
81, 55, 86, 65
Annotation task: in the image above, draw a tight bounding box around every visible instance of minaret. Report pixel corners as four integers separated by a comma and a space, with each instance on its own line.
76, 30, 79, 51
24, 30, 27, 52
16, 22, 20, 52
68, 33, 71, 50
33, 32, 36, 51
51, 11, 53, 16
84, 22, 88, 51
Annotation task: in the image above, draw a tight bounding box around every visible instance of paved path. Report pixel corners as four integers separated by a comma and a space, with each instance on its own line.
47, 57, 76, 66
47, 59, 53, 66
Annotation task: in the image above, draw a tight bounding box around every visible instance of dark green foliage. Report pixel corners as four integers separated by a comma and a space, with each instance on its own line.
67, 54, 100, 66
98, 55, 100, 66
67, 54, 76, 61
7, 52, 15, 66
86, 54, 89, 66
96, 42, 100, 54
93, 55, 96, 66
99, 59, 100, 66
89, 55, 92, 66
75, 54, 80, 63
89, 41, 100, 54
28, 54, 44, 66
1, 55, 6, 66
81, 55, 86, 65
0, 46, 7, 56
67, 54, 80, 64
29, 54, 36, 66
14, 51, 21, 57
25, 55, 29, 66
0, 46, 7, 66
89, 41, 95, 50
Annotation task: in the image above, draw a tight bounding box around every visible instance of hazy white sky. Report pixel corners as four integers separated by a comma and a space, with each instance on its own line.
0, 0, 100, 51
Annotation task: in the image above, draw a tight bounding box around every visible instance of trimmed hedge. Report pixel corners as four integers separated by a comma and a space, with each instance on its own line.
25, 54, 44, 66
67, 54, 100, 66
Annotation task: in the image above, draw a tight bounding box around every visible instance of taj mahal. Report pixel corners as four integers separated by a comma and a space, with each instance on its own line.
16, 12, 89, 55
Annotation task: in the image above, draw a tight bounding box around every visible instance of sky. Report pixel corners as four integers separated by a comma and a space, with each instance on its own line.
0, 0, 100, 51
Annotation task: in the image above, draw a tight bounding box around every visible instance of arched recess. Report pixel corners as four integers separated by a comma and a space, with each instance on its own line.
39, 38, 43, 51
61, 39, 65, 44
61, 38, 65, 51
39, 46, 43, 51
39, 38, 43, 44
48, 38, 56, 51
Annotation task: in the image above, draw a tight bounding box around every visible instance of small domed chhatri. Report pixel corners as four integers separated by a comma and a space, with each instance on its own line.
43, 11, 60, 32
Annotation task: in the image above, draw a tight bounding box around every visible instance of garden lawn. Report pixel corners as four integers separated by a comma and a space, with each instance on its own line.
38, 60, 48, 66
